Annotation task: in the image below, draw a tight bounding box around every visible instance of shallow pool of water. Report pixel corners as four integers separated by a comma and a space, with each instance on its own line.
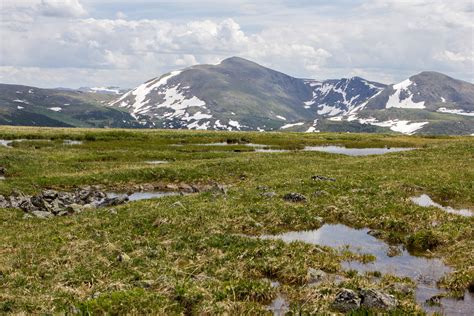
411, 194, 473, 217
144, 160, 168, 164
260, 224, 473, 315
303, 146, 414, 156
107, 191, 180, 201
63, 140, 83, 145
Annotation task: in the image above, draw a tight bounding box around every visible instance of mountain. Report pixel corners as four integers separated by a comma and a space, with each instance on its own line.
0, 84, 145, 128
1, 58, 472, 134
329, 72, 474, 134
108, 57, 386, 131
107, 57, 473, 134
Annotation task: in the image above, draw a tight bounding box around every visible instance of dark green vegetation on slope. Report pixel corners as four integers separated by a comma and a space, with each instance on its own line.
0, 126, 473, 314
0, 84, 141, 128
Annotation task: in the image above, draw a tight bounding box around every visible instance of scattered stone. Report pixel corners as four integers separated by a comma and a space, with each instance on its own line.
257, 185, 269, 191
0, 167, 6, 176
179, 184, 194, 193
307, 268, 327, 284
367, 230, 383, 238
332, 289, 361, 312
312, 175, 336, 182
99, 196, 128, 207
108, 208, 118, 215
468, 281, 474, 293
283, 193, 307, 202
386, 246, 402, 257
360, 288, 397, 310
261, 191, 277, 198
426, 294, 443, 306
117, 253, 131, 262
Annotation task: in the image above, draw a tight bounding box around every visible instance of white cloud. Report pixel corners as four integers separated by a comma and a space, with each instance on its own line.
38, 0, 87, 18
0, 0, 472, 87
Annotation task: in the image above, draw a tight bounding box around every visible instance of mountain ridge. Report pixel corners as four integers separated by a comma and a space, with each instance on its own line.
0, 57, 472, 134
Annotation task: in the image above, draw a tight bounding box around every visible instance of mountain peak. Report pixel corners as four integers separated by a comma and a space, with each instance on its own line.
220, 56, 262, 67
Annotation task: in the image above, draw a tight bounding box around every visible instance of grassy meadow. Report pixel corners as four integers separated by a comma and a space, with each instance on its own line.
0, 126, 473, 314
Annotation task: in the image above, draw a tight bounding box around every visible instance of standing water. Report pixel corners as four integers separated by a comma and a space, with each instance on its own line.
261, 224, 473, 315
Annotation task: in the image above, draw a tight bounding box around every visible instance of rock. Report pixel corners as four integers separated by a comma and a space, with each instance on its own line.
312, 175, 336, 182
307, 268, 327, 284
332, 289, 361, 312
261, 191, 277, 198
99, 196, 128, 207
360, 288, 397, 310
0, 195, 10, 208
42, 189, 58, 201
426, 294, 443, 306
179, 184, 194, 193
31, 211, 54, 219
19, 199, 39, 213
283, 192, 307, 202
65, 203, 84, 214
0, 167, 6, 176
313, 190, 329, 197
165, 184, 179, 191
117, 253, 131, 262
468, 281, 474, 293
367, 230, 383, 238
257, 185, 269, 191
386, 246, 402, 257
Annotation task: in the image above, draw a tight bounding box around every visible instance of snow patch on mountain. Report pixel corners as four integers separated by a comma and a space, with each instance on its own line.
280, 122, 304, 129
304, 77, 385, 118
386, 79, 425, 109
437, 107, 474, 117
48, 107, 62, 112
370, 119, 428, 134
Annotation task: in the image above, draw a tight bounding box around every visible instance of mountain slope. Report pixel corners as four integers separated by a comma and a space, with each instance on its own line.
328, 72, 474, 135
109, 57, 384, 131
0, 84, 144, 128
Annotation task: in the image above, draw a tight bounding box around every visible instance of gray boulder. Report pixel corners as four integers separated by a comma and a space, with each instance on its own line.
332, 289, 361, 312
283, 192, 307, 202
360, 288, 398, 310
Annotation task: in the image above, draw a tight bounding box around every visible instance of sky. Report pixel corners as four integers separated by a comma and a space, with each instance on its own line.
0, 0, 473, 88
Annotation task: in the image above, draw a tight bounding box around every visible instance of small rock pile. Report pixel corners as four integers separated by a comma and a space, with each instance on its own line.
332, 288, 398, 312
0, 187, 128, 218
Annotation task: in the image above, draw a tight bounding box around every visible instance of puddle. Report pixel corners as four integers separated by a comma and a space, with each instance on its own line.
303, 146, 414, 156
260, 224, 473, 315
0, 139, 50, 147
411, 194, 473, 217
174, 143, 414, 155
144, 160, 168, 164
63, 140, 83, 145
107, 191, 180, 201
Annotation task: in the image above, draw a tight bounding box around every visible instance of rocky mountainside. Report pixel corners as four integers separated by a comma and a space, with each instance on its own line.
0, 84, 144, 128
108, 57, 473, 135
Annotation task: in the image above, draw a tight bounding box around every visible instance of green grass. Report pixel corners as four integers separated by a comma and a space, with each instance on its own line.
0, 126, 473, 314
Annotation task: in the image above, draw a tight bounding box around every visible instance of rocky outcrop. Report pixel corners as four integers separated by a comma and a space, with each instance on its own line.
283, 193, 307, 202
1, 187, 127, 218
332, 288, 398, 312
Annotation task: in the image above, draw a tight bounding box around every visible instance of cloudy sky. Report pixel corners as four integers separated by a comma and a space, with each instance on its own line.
0, 0, 472, 88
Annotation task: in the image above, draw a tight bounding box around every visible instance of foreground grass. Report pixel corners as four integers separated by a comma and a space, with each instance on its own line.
0, 126, 473, 314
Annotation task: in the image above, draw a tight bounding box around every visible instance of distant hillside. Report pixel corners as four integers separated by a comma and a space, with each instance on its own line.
0, 84, 145, 128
